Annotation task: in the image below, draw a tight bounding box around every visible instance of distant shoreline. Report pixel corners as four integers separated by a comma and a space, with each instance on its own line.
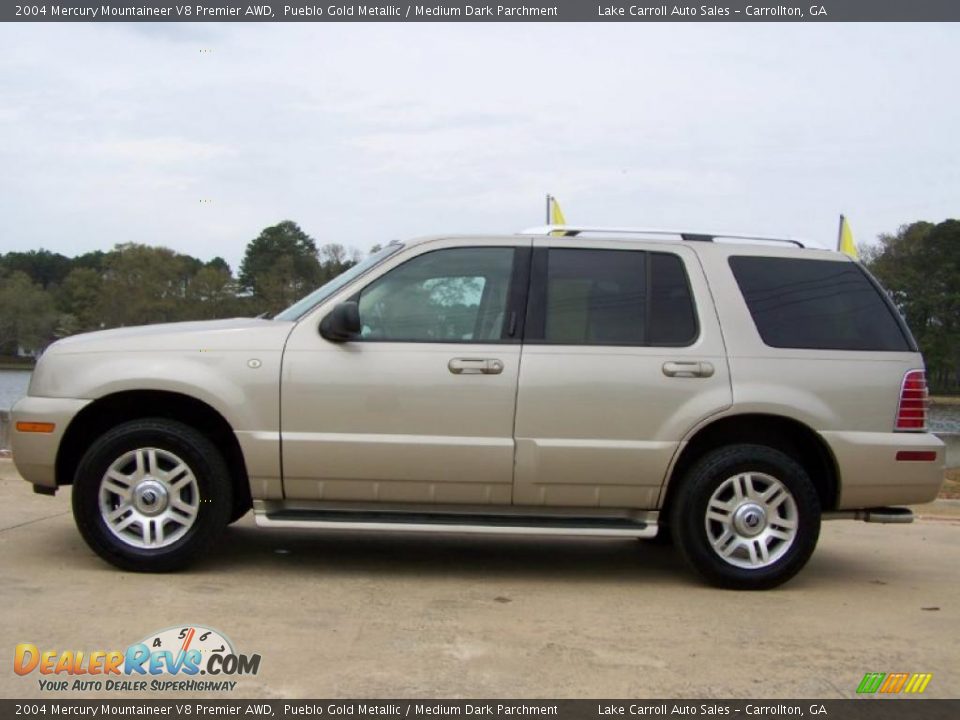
0, 360, 34, 371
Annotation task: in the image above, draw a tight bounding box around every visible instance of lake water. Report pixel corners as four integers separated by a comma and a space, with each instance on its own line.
0, 370, 31, 411
0, 369, 958, 432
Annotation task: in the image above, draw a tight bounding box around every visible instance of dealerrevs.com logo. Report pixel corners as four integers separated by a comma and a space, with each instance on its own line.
856, 672, 933, 695
14, 625, 261, 692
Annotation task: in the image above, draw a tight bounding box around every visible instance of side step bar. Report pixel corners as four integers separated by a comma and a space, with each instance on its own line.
824, 507, 915, 524
255, 507, 659, 539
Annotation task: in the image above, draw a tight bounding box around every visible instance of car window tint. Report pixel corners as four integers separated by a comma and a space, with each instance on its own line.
729, 256, 910, 351
649, 252, 698, 345
539, 248, 697, 346
545, 249, 646, 344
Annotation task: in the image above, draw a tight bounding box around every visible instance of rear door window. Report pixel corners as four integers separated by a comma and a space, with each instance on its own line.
729, 256, 911, 351
527, 248, 698, 346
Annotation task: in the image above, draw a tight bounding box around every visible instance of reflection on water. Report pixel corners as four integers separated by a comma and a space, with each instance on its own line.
0, 369, 958, 432
0, 370, 31, 411
931, 402, 960, 434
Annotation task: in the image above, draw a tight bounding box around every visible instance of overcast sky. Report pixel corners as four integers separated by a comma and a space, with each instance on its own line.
1, 22, 957, 271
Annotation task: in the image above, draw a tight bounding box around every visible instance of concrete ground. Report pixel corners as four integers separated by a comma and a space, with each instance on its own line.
1, 457, 958, 700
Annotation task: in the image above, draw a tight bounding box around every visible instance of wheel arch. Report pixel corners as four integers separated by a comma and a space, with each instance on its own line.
660, 413, 840, 517
55, 390, 251, 510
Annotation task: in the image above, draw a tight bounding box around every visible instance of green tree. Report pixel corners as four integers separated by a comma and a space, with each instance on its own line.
73, 250, 109, 273
187, 263, 240, 319
56, 267, 104, 334
0, 272, 58, 354
238, 221, 321, 314
318, 242, 360, 283
864, 219, 960, 392
96, 244, 192, 327
206, 257, 231, 275
0, 249, 72, 289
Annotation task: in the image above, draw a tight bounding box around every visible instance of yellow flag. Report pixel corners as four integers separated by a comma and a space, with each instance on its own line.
548, 195, 567, 236
550, 195, 567, 226
838, 214, 858, 259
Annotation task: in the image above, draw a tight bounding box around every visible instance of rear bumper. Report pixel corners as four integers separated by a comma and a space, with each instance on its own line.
10, 396, 90, 489
821, 431, 945, 509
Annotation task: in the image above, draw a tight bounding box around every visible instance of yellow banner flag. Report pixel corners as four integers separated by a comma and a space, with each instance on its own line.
838, 214, 858, 259
550, 195, 567, 226
548, 195, 567, 236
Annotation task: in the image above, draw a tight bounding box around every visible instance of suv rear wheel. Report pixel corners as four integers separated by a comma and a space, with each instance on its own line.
72, 418, 232, 572
671, 444, 821, 590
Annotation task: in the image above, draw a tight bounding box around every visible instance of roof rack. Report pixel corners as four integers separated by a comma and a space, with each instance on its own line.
520, 225, 807, 249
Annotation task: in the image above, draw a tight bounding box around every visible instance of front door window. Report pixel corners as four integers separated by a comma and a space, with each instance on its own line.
357, 247, 515, 342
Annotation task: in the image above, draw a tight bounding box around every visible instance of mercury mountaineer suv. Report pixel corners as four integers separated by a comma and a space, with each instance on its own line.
11, 225, 945, 589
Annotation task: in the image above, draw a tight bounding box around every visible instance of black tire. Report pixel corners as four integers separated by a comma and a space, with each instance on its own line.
228, 495, 251, 525
639, 523, 673, 546
72, 418, 233, 572
650, 527, 674, 546
670, 444, 821, 590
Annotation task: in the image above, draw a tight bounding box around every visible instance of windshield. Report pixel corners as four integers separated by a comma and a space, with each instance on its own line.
273, 243, 404, 321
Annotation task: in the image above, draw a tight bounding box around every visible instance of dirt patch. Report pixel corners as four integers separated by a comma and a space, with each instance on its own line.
940, 468, 960, 499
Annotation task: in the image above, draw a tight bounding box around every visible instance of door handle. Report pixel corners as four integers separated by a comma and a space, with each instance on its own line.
662, 361, 715, 378
448, 358, 504, 375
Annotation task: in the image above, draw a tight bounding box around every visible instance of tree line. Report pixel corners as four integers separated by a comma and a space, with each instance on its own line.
0, 220, 364, 357
1, 217, 958, 393
862, 219, 960, 394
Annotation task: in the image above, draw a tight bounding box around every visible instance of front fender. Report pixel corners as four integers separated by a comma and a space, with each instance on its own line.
30, 351, 281, 434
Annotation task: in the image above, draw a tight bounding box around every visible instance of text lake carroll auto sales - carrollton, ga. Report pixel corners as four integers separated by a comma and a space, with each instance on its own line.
596, 5, 828, 17
12, 626, 260, 693
597, 705, 825, 716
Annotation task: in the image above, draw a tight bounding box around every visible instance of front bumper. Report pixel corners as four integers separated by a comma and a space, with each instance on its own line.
10, 396, 91, 489
821, 431, 945, 509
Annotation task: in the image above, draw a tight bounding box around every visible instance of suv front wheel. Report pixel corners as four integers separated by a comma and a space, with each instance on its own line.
72, 418, 233, 572
671, 444, 821, 590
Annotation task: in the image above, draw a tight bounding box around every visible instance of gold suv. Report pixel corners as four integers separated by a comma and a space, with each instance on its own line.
11, 226, 945, 589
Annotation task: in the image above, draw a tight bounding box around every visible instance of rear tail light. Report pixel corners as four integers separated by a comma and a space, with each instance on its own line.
895, 369, 928, 431
895, 450, 937, 462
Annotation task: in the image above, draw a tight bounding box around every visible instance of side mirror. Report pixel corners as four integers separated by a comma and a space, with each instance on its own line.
319, 301, 362, 342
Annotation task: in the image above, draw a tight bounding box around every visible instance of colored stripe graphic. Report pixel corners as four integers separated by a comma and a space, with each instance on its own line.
857, 673, 885, 694
880, 672, 910, 693
857, 671, 931, 694
903, 674, 933, 694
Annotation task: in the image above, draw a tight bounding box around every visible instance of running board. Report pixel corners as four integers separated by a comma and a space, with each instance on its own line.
254, 507, 658, 538
823, 507, 915, 524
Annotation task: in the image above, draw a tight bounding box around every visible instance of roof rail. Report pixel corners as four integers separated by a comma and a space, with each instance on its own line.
520, 225, 807, 249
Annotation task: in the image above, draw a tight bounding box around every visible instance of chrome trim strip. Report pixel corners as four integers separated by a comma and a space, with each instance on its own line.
255, 515, 657, 538
253, 506, 659, 538
254, 499, 657, 522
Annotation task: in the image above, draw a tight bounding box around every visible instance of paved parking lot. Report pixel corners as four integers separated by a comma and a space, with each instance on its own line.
2, 458, 958, 699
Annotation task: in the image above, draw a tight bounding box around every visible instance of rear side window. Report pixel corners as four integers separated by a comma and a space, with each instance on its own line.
729, 256, 911, 351
528, 248, 698, 346
649, 252, 699, 345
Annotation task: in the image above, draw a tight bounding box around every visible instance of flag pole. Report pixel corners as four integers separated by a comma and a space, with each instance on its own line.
837, 213, 845, 252
546, 194, 551, 224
